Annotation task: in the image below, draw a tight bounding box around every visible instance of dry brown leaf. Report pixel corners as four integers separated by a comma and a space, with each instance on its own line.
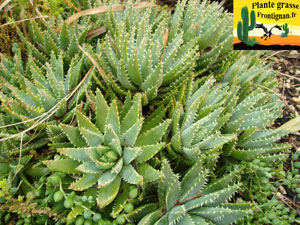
28, 0, 46, 24
86, 26, 107, 40
279, 116, 300, 133
20, 6, 29, 40
160, 29, 169, 62
56, 2, 153, 33
0, 16, 49, 28
0, 0, 12, 12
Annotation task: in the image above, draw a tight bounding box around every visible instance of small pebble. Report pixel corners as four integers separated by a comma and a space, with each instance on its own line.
291, 97, 299, 104
290, 50, 298, 55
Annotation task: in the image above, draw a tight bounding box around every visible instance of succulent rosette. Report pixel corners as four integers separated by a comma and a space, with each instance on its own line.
44, 91, 170, 208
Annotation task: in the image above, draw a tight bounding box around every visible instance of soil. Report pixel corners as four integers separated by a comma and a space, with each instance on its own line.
271, 50, 300, 149
268, 50, 300, 215
0, 25, 21, 57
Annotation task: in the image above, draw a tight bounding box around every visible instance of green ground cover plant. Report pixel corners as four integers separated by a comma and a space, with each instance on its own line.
0, 0, 299, 224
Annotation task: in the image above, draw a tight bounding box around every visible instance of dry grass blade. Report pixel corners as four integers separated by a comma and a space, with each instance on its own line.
86, 26, 107, 40
11, 132, 23, 182
55, 2, 153, 33
279, 72, 300, 82
263, 50, 289, 60
28, 0, 46, 24
20, 6, 29, 40
0, 0, 11, 12
279, 116, 300, 133
0, 16, 49, 28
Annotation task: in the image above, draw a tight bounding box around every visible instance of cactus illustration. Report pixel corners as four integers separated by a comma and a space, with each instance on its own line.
281, 23, 289, 37
237, 6, 256, 45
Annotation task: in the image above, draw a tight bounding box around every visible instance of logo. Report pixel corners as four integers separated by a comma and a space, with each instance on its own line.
234, 1, 300, 50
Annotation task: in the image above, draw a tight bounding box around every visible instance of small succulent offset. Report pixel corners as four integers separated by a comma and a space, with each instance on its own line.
127, 159, 252, 225
44, 90, 169, 209
0, 50, 90, 125
22, 21, 85, 63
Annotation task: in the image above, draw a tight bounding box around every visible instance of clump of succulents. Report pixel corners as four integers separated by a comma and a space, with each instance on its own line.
0, 21, 93, 159
0, 0, 295, 224
97, 2, 199, 104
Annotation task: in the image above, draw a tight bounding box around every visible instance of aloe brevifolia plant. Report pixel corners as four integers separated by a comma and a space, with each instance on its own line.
126, 158, 251, 225
167, 0, 234, 74
0, 50, 90, 124
96, 3, 199, 105
95, 0, 239, 104
168, 76, 235, 163
1, 21, 88, 102
44, 90, 170, 209
221, 87, 290, 162
221, 54, 290, 163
